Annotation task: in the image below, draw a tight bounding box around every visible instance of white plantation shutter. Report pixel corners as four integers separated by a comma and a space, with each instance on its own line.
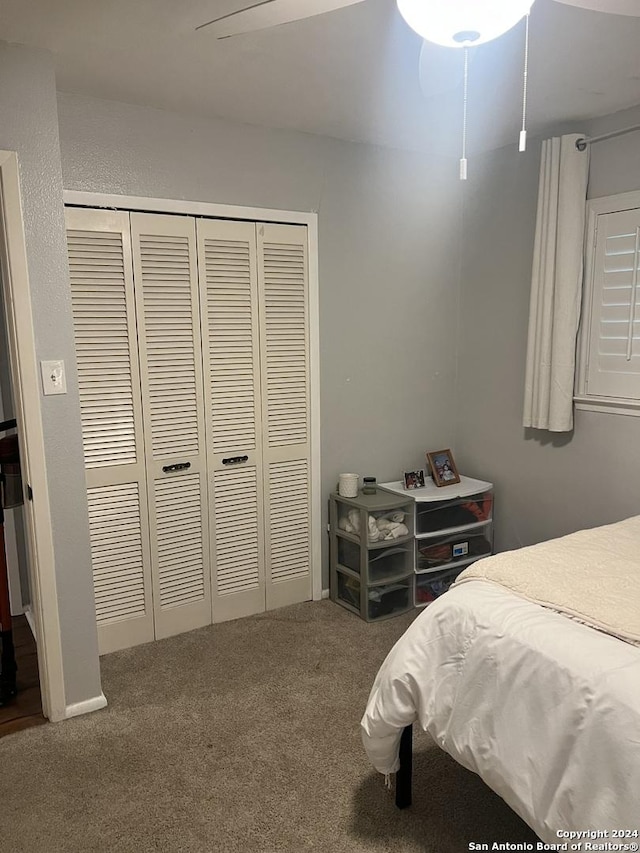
258, 223, 312, 609
586, 209, 640, 399
197, 219, 265, 621
131, 213, 211, 638
66, 208, 154, 654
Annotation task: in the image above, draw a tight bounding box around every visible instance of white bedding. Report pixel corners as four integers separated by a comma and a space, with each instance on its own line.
361, 581, 640, 843
456, 515, 640, 645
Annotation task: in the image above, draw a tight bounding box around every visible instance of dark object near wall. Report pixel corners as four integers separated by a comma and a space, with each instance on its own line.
0, 418, 22, 707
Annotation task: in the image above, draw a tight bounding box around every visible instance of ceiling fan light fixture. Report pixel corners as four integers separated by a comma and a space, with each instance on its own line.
396, 0, 536, 47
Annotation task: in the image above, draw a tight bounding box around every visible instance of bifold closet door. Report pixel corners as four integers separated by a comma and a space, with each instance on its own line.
130, 213, 211, 639
66, 208, 154, 655
68, 209, 313, 650
257, 223, 312, 609
197, 219, 266, 621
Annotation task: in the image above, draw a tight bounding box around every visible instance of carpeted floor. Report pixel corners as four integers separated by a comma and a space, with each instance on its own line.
1, 600, 538, 852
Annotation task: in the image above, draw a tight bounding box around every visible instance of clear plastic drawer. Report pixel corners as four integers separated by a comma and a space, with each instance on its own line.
416, 523, 492, 572
335, 569, 361, 612
337, 537, 361, 573
414, 567, 461, 607
337, 538, 412, 581
368, 546, 413, 583
415, 491, 493, 536
335, 498, 411, 544
367, 576, 412, 621
335, 570, 412, 621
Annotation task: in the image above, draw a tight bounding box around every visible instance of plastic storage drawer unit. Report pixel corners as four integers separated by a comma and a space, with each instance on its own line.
379, 474, 494, 612
329, 490, 414, 622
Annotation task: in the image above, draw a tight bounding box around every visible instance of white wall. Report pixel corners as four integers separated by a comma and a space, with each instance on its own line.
455, 114, 640, 552
57, 91, 463, 586
0, 42, 102, 708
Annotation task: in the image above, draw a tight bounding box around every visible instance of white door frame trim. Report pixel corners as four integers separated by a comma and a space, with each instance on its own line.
1, 151, 67, 721
64, 190, 323, 602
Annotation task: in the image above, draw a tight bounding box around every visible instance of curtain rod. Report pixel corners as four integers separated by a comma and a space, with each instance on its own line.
576, 123, 640, 151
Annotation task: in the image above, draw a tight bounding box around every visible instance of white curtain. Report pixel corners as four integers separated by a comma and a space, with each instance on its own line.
523, 134, 590, 432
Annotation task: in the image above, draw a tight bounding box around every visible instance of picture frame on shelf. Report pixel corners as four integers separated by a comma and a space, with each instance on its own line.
426, 449, 460, 488
403, 469, 425, 490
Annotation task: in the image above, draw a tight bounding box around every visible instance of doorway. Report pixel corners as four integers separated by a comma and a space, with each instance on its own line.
0, 149, 67, 722
0, 276, 45, 734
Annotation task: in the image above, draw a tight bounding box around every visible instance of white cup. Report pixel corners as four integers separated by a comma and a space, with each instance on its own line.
338, 473, 359, 498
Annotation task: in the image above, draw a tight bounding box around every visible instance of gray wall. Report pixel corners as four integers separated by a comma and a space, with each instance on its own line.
0, 42, 101, 708
3, 39, 637, 699
3, 39, 639, 711
455, 113, 640, 552
57, 91, 463, 586
586, 104, 640, 200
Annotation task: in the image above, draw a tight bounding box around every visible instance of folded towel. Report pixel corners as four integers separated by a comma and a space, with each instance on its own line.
348, 508, 361, 534
382, 522, 409, 540
338, 515, 355, 534
368, 515, 383, 542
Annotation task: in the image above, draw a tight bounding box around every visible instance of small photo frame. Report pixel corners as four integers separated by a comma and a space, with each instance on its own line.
426, 449, 460, 488
403, 469, 426, 490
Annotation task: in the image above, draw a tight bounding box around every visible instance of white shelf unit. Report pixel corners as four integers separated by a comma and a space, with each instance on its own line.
379, 476, 494, 608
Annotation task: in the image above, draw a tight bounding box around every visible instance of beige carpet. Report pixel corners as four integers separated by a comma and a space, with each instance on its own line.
1, 600, 538, 852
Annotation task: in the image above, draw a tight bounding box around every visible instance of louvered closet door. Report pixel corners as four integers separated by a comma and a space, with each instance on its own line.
257, 223, 312, 609
130, 213, 211, 639
66, 208, 154, 655
197, 219, 266, 621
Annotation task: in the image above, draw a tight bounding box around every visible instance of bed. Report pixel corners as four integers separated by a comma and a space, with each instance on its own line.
361, 516, 640, 844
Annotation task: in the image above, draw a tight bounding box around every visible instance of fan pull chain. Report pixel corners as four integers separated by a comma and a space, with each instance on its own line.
519, 13, 530, 152
460, 46, 469, 181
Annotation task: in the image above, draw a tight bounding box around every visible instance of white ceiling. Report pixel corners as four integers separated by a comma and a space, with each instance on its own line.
1, 0, 640, 153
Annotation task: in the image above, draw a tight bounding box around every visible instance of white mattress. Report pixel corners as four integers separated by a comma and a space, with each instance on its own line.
361, 581, 640, 843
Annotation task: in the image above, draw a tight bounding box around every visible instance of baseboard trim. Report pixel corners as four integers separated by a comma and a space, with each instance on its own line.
322, 588, 329, 599
64, 693, 108, 720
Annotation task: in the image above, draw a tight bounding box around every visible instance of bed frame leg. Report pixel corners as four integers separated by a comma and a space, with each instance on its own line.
395, 724, 413, 809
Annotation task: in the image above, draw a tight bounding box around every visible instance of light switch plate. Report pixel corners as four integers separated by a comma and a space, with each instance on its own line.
41, 360, 67, 395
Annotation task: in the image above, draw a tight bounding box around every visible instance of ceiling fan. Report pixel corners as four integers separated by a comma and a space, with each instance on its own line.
196, 0, 640, 179
196, 0, 640, 41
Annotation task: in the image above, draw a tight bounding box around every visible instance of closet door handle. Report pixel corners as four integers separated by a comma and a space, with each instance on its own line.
222, 455, 249, 465
162, 462, 191, 473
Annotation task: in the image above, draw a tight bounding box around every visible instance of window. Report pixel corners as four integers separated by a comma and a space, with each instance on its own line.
575, 191, 640, 416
